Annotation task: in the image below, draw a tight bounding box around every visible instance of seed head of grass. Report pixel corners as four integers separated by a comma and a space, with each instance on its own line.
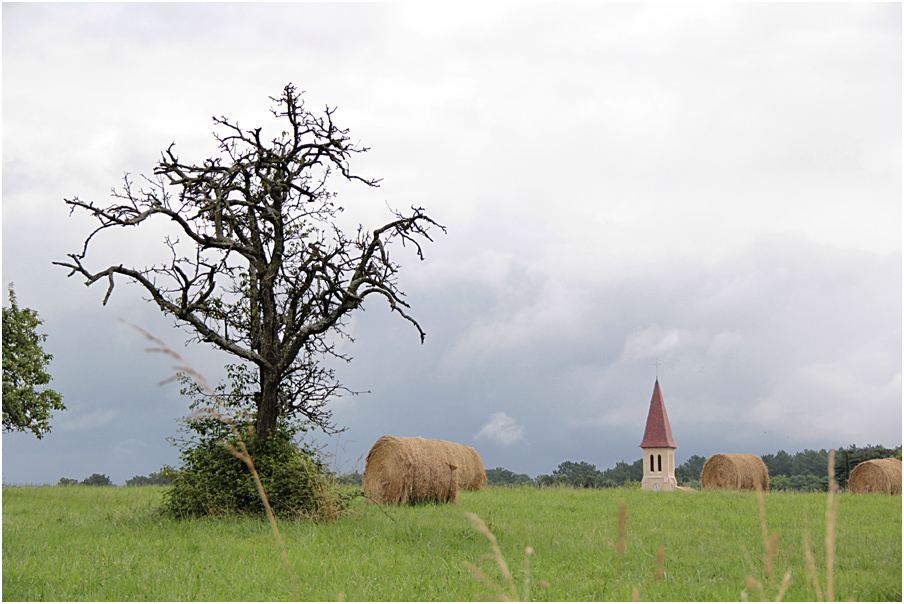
129, 321, 300, 601
464, 512, 544, 602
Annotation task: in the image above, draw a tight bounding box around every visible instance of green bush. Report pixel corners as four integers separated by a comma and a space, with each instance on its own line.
81, 473, 113, 486
159, 368, 351, 520
770, 474, 828, 493
160, 421, 345, 519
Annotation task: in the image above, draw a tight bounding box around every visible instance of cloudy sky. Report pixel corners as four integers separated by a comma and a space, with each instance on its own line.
3, 3, 900, 485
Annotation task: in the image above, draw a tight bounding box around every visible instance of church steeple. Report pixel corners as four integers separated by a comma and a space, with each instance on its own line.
640, 379, 678, 491
639, 379, 677, 449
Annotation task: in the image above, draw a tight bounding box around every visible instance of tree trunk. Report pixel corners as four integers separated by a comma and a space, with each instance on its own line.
256, 365, 280, 446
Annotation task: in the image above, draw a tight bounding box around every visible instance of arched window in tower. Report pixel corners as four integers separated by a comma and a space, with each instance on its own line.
650, 455, 654, 472
657, 454, 662, 472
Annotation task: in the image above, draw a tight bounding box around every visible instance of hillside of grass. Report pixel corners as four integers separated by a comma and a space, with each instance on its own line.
2, 485, 900, 601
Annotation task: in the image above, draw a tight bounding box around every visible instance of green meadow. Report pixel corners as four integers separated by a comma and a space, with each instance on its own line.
2, 485, 900, 601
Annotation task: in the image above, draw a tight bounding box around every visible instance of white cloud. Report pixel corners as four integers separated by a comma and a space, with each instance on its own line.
475, 413, 525, 447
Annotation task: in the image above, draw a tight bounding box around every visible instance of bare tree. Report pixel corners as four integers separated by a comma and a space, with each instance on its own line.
55, 84, 443, 444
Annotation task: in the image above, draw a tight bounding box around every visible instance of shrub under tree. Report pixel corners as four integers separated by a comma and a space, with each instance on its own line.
159, 369, 346, 519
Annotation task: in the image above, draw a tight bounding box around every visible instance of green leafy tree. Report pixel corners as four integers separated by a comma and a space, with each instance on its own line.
81, 473, 113, 486
333, 471, 363, 486
125, 471, 172, 486
485, 467, 535, 487
599, 459, 644, 487
675, 454, 707, 485
790, 449, 829, 478
57, 477, 79, 486
2, 284, 65, 438
538, 461, 605, 488
761, 450, 793, 477
55, 84, 443, 445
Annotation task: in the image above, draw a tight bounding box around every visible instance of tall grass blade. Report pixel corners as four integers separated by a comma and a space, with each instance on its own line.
825, 450, 837, 602
133, 323, 301, 601
465, 511, 518, 601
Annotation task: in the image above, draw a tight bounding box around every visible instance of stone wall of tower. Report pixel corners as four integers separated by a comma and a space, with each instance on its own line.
640, 447, 677, 491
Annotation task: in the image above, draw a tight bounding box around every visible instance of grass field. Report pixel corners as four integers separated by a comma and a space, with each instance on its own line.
2, 484, 900, 601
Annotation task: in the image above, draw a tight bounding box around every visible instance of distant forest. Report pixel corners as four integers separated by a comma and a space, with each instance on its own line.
55, 444, 901, 491
486, 444, 903, 492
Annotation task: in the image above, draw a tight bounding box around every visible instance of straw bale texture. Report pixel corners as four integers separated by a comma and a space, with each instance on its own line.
363, 436, 485, 505
848, 458, 902, 495
438, 439, 487, 490
701, 454, 769, 492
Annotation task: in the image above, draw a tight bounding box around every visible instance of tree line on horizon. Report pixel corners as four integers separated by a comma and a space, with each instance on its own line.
486, 443, 902, 492
41, 443, 900, 491
56, 470, 174, 488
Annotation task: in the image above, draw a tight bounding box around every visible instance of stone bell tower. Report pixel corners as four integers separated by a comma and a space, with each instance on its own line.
639, 379, 678, 491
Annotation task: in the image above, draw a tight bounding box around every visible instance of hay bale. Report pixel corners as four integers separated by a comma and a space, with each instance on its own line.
701, 454, 770, 492
848, 458, 902, 495
363, 436, 485, 505
438, 439, 487, 491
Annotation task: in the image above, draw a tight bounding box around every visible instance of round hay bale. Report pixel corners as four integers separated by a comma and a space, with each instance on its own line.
363, 436, 484, 505
438, 439, 487, 491
701, 454, 770, 492
848, 458, 902, 495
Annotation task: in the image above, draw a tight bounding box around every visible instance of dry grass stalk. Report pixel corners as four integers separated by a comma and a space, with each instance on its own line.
522, 546, 533, 603
363, 436, 484, 504
825, 450, 837, 602
464, 512, 519, 601
616, 500, 627, 557
775, 569, 792, 602
653, 546, 666, 580
462, 562, 513, 602
742, 575, 758, 601
802, 531, 824, 601
847, 458, 902, 495
220, 434, 300, 599
745, 483, 793, 602
132, 322, 301, 601
755, 485, 779, 580
463, 513, 547, 602
702, 454, 770, 492
465, 512, 518, 602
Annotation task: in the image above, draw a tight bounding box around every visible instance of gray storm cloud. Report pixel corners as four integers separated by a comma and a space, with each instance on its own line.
2, 3, 899, 484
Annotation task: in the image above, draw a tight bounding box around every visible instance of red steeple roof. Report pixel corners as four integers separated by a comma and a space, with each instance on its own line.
639, 380, 677, 449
